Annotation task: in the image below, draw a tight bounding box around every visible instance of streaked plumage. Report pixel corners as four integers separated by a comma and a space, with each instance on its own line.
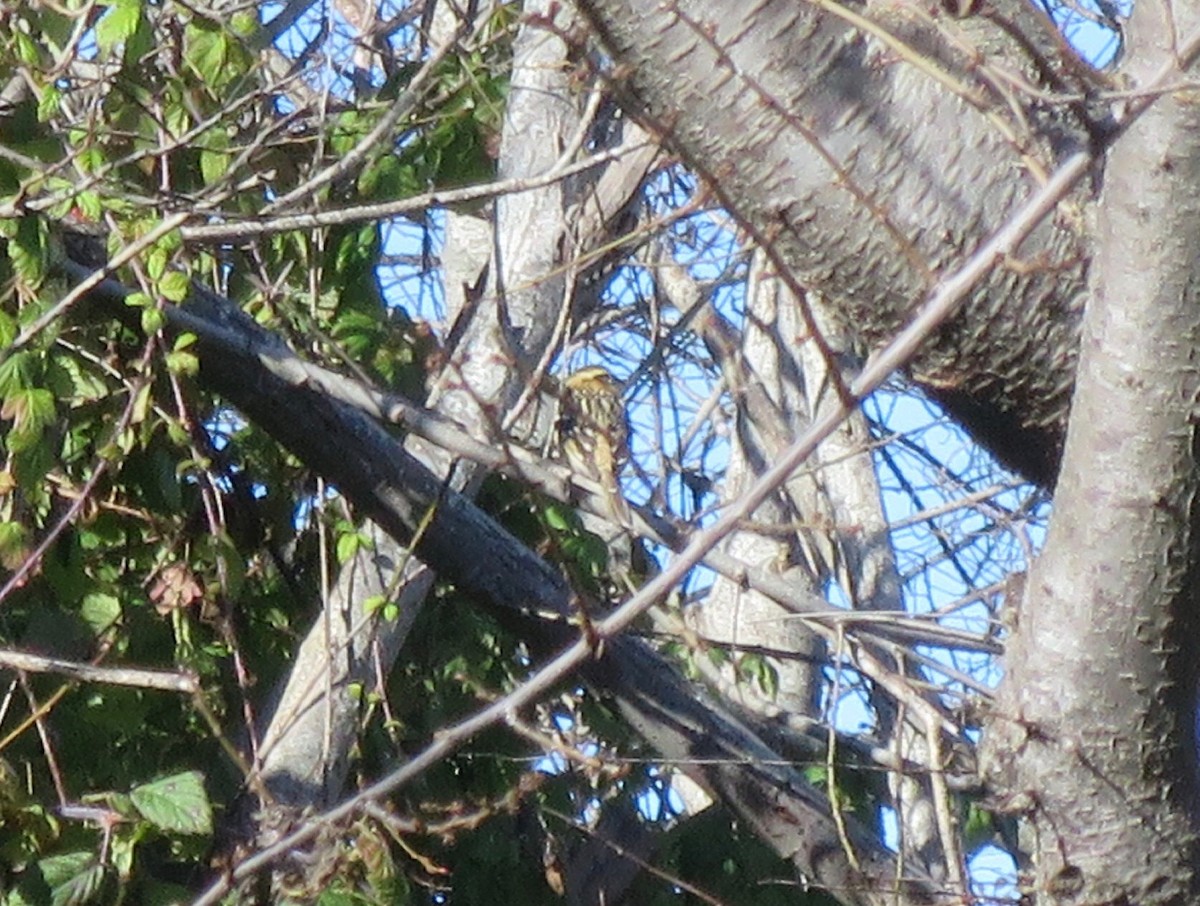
558, 366, 630, 522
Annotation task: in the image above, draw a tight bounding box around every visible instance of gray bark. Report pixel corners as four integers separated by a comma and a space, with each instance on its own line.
574, 0, 1099, 488
252, 0, 585, 819
684, 252, 828, 717
58, 257, 943, 905
573, 0, 1200, 903
37, 0, 1200, 900
982, 0, 1200, 901
247, 0, 656, 868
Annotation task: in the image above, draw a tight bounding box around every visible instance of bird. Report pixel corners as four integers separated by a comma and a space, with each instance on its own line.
557, 365, 630, 524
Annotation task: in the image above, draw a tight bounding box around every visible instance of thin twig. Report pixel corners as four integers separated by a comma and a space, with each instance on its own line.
0, 650, 198, 693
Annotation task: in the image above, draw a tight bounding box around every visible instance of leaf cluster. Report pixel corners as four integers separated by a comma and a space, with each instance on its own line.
0, 1, 909, 902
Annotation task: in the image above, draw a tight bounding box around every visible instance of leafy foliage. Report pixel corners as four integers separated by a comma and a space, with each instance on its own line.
0, 0, 501, 897
0, 0, 1050, 901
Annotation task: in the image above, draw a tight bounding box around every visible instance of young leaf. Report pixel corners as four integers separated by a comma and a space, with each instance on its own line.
95, 0, 142, 53
164, 350, 198, 376
2, 387, 56, 453
157, 271, 190, 303
141, 306, 165, 336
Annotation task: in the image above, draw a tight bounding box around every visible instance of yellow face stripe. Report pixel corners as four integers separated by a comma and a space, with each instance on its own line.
564, 366, 617, 391
559, 367, 629, 474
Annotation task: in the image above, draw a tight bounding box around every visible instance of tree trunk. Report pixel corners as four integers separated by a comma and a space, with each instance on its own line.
982, 1, 1200, 900
574, 0, 1099, 487
573, 0, 1200, 901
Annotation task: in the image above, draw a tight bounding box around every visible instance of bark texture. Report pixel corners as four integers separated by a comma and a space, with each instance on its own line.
575, 0, 1101, 487
250, 0, 588, 820
30, 0, 1200, 900
57, 256, 943, 904
572, 0, 1200, 902
982, 1, 1200, 901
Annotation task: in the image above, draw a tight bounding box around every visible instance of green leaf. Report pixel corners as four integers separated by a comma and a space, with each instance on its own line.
13, 31, 41, 68
12, 437, 54, 495
7, 216, 48, 286
38, 852, 93, 888
166, 421, 190, 447
129, 771, 212, 835
759, 659, 779, 699
358, 155, 418, 201
962, 800, 996, 853
131, 382, 153, 425
74, 192, 102, 222
331, 309, 380, 360
38, 851, 111, 906
76, 147, 106, 175
155, 228, 182, 254
141, 306, 165, 335
0, 521, 30, 568
336, 531, 360, 564
164, 350, 198, 376
543, 503, 580, 532
164, 100, 190, 140
146, 245, 168, 281
157, 271, 190, 302
561, 529, 607, 577
37, 84, 62, 123
184, 23, 229, 88
123, 4, 155, 63
315, 888, 358, 906
80, 592, 121, 636
50, 860, 110, 906
331, 224, 379, 282
3, 387, 57, 453
95, 0, 142, 53
0, 310, 15, 348
737, 652, 778, 699
47, 353, 108, 405
229, 11, 257, 37
0, 351, 35, 399
330, 110, 366, 156
199, 149, 228, 186
203, 532, 245, 600
107, 824, 139, 881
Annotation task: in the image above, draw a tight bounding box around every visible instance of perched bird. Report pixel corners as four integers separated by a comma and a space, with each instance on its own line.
557, 366, 630, 523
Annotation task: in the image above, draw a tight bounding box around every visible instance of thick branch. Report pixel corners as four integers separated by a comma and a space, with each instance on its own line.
574, 0, 1102, 486
58, 261, 939, 906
